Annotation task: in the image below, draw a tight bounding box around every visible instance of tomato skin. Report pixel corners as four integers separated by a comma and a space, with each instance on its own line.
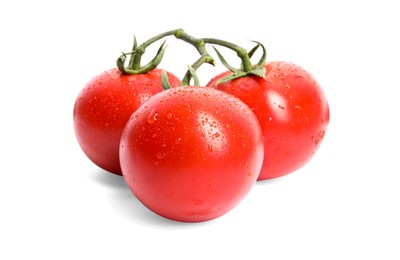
207, 62, 330, 180
73, 68, 181, 175
120, 86, 264, 222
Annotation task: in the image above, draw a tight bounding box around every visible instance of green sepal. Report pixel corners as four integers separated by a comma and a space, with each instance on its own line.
248, 42, 260, 59
253, 41, 267, 67
247, 66, 266, 78
216, 64, 266, 85
138, 40, 167, 73
187, 65, 200, 86
214, 41, 267, 85
161, 70, 172, 91
212, 46, 239, 73
128, 35, 138, 68
215, 71, 245, 85
116, 40, 167, 75
116, 52, 129, 73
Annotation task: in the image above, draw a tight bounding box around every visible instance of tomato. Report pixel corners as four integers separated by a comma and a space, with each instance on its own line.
119, 86, 264, 222
207, 61, 330, 180
73, 68, 181, 175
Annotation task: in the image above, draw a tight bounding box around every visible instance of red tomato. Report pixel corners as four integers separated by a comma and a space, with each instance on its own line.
207, 62, 330, 180
120, 86, 264, 222
73, 68, 181, 175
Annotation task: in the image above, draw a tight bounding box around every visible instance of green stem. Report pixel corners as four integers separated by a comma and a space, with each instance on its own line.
174, 29, 209, 60
130, 29, 177, 70
202, 38, 253, 72
181, 53, 213, 86
117, 28, 258, 80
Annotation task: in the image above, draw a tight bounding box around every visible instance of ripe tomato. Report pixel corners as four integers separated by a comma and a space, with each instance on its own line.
120, 86, 264, 222
207, 61, 330, 180
73, 68, 181, 175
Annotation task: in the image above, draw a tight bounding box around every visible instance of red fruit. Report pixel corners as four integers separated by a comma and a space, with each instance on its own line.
207, 62, 330, 180
73, 68, 181, 174
120, 86, 264, 222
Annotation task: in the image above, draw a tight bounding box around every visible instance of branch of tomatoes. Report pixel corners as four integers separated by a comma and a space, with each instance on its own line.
116, 28, 267, 86
75, 28, 330, 221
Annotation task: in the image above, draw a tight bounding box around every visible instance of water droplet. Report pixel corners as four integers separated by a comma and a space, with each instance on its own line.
294, 105, 302, 110
215, 132, 220, 138
311, 136, 320, 146
167, 113, 173, 119
156, 151, 165, 160
278, 105, 285, 110
175, 137, 182, 144
147, 109, 158, 124
268, 117, 273, 122
208, 144, 213, 152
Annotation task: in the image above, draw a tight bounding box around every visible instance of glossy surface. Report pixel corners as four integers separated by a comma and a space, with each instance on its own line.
120, 86, 264, 222
73, 68, 181, 174
207, 62, 330, 180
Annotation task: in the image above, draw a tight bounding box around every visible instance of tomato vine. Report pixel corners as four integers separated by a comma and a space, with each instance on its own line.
116, 28, 267, 86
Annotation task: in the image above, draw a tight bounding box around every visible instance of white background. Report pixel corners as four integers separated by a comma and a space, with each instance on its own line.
1, 0, 399, 259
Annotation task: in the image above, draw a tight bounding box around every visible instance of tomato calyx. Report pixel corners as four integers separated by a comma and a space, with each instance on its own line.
213, 41, 267, 85
162, 65, 199, 90
116, 38, 168, 75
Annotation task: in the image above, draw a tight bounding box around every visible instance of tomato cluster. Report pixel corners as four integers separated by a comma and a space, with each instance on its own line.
73, 29, 330, 222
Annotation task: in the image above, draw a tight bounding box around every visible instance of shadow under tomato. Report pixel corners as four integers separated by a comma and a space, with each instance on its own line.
88, 169, 210, 227
255, 174, 288, 186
